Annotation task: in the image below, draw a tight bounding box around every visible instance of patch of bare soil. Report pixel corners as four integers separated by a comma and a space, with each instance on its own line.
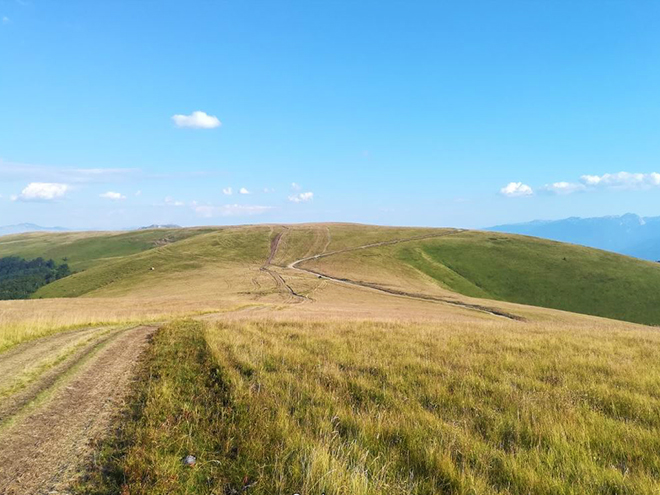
0, 325, 156, 495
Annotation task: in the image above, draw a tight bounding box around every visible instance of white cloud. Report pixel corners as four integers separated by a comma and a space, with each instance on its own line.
193, 204, 273, 218
222, 187, 233, 195
288, 191, 314, 203
500, 182, 533, 197
541, 181, 586, 195
239, 187, 250, 195
171, 111, 221, 129
15, 182, 69, 201
2, 16, 9, 24
580, 172, 660, 190
135, 190, 142, 196
100, 191, 126, 200
164, 196, 185, 207
291, 182, 301, 191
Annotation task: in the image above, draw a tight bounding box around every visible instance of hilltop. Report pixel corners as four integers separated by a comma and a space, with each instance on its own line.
1, 223, 660, 494
3, 223, 660, 325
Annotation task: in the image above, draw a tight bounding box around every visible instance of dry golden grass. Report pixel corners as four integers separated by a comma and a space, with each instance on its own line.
78, 314, 660, 494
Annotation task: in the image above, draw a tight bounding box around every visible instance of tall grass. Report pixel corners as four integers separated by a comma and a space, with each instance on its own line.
82, 318, 660, 494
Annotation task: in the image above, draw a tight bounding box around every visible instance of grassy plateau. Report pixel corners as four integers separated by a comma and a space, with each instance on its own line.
1, 223, 659, 494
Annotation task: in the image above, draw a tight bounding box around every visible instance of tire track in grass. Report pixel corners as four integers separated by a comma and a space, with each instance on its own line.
0, 325, 157, 495
287, 230, 524, 321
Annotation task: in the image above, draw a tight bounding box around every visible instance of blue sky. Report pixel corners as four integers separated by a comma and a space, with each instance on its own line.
1, 1, 660, 229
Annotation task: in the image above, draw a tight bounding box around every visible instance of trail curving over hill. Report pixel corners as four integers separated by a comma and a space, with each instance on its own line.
287, 230, 524, 321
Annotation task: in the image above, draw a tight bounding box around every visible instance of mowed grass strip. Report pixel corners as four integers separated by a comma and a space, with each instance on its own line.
81, 318, 660, 494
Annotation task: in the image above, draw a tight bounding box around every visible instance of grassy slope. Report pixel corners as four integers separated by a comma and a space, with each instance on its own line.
79, 318, 660, 495
9, 223, 660, 325
34, 226, 272, 298
0, 228, 214, 270
302, 229, 660, 326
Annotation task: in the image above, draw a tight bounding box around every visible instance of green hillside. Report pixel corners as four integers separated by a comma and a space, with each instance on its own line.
0, 228, 214, 270
7, 224, 660, 326
302, 229, 660, 326
34, 226, 271, 298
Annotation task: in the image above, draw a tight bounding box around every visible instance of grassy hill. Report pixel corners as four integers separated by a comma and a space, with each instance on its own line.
293, 227, 660, 326
4, 223, 660, 325
3, 224, 660, 494
0, 228, 213, 271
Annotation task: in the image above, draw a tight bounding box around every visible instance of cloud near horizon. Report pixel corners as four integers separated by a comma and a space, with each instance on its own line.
504, 171, 660, 197
500, 182, 533, 197
13, 182, 69, 202
288, 191, 314, 203
580, 172, 660, 189
100, 191, 126, 200
171, 111, 221, 129
541, 182, 586, 195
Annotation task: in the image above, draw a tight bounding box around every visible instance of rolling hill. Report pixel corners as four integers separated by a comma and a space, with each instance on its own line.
3, 223, 660, 325
2, 223, 660, 494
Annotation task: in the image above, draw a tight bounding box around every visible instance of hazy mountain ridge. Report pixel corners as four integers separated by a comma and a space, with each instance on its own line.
488, 213, 660, 260
0, 224, 69, 237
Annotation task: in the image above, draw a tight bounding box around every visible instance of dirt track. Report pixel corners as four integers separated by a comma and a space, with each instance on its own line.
287, 230, 524, 321
261, 231, 309, 302
0, 325, 156, 494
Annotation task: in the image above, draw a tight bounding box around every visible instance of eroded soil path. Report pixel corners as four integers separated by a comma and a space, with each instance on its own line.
261, 230, 309, 302
0, 325, 156, 494
287, 230, 524, 321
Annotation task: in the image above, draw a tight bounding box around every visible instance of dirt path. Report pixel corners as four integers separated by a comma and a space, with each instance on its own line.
287, 230, 524, 321
0, 326, 105, 391
261, 230, 309, 302
0, 325, 157, 494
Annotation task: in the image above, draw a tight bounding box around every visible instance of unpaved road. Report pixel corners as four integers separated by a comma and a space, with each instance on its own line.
287, 230, 524, 321
261, 231, 309, 302
0, 325, 156, 494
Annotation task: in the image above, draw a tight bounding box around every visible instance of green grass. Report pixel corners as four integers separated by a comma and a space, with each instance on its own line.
34, 226, 272, 298
74, 320, 231, 494
10, 223, 660, 325
81, 318, 660, 494
397, 230, 660, 325
0, 228, 213, 271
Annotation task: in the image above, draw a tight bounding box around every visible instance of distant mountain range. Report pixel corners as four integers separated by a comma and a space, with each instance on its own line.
0, 223, 69, 237
488, 213, 660, 261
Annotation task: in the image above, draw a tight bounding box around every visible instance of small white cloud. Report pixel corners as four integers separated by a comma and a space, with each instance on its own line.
263, 187, 275, 193
171, 111, 221, 129
15, 182, 69, 201
135, 190, 142, 196
222, 187, 233, 195
2, 16, 9, 24
239, 187, 250, 195
291, 182, 301, 191
500, 182, 533, 197
193, 204, 273, 218
100, 191, 126, 200
164, 196, 185, 207
541, 182, 586, 195
580, 172, 660, 190
288, 191, 314, 203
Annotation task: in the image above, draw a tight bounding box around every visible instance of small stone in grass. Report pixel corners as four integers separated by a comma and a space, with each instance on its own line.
182, 455, 196, 466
